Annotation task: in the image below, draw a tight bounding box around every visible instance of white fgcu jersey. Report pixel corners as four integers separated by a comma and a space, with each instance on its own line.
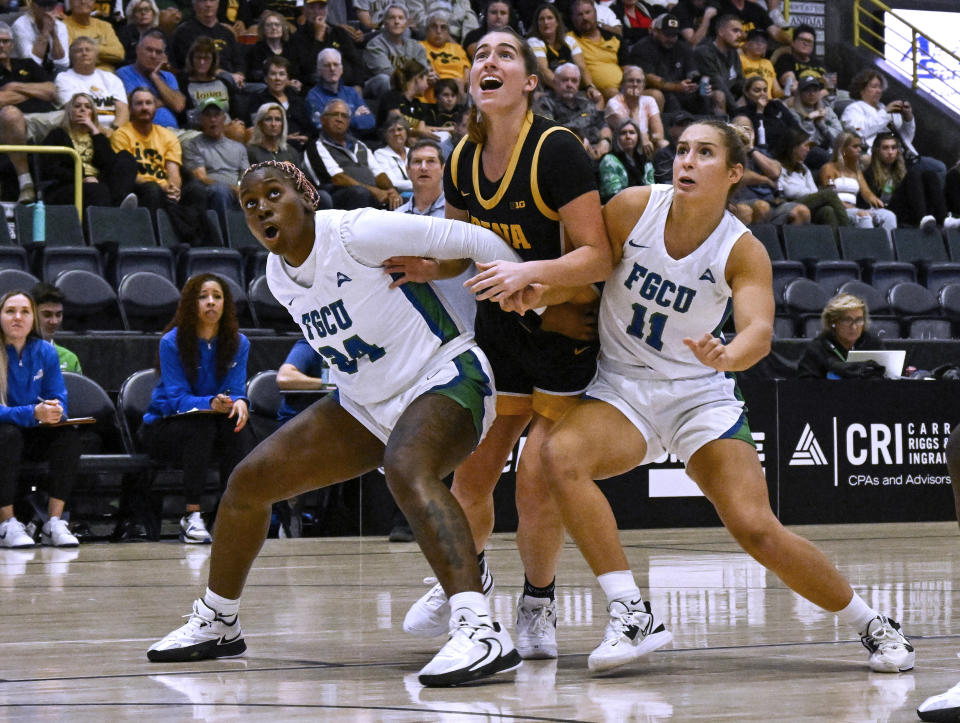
266, 208, 520, 405
598, 184, 750, 380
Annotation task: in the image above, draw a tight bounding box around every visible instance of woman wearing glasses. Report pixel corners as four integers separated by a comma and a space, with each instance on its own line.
797, 292, 886, 379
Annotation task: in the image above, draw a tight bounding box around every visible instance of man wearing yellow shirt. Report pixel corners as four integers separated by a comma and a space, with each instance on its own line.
568, 0, 624, 99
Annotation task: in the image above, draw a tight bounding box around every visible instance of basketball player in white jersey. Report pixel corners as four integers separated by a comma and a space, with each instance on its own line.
488, 121, 915, 675
146, 161, 525, 687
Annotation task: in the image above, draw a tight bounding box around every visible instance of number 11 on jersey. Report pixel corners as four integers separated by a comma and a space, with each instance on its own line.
626, 303, 667, 351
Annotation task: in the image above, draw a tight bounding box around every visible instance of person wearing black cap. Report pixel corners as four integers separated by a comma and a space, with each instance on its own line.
624, 13, 708, 116
11, 0, 68, 73
785, 71, 842, 171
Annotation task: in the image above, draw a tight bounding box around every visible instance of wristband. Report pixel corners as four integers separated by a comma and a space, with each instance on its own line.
533, 306, 547, 315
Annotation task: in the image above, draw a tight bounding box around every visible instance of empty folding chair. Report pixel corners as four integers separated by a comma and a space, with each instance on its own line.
42, 246, 104, 282
812, 260, 859, 294
86, 206, 157, 248
178, 247, 245, 288
14, 204, 85, 247
0, 268, 41, 296
54, 268, 123, 331
908, 318, 952, 340
782, 277, 829, 331
750, 223, 783, 261
773, 315, 797, 339
887, 281, 940, 338
118, 271, 180, 332
0, 246, 29, 273
868, 318, 902, 340
248, 274, 294, 331
246, 369, 282, 442
772, 260, 805, 309
837, 227, 911, 291
113, 246, 176, 287
946, 228, 960, 261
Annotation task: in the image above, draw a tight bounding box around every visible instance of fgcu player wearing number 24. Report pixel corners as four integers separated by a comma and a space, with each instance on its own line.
146, 161, 526, 687
504, 120, 916, 674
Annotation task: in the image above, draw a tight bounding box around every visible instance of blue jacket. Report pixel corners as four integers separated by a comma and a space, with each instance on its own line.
277, 338, 327, 423
143, 328, 250, 425
306, 82, 376, 134
0, 337, 68, 427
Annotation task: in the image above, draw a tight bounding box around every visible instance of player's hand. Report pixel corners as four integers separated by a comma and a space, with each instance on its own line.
500, 284, 546, 314
465, 261, 535, 301
383, 256, 441, 287
228, 399, 248, 431
540, 303, 598, 342
683, 333, 731, 371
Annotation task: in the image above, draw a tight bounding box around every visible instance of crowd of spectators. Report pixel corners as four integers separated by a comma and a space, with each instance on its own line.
2, 0, 959, 232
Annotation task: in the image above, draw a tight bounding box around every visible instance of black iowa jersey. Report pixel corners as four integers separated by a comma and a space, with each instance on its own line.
443, 112, 597, 262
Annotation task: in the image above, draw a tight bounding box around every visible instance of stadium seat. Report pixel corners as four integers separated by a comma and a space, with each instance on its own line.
246, 369, 282, 443
86, 206, 157, 248
113, 246, 176, 287
772, 260, 805, 309
924, 264, 960, 294
946, 228, 960, 261
248, 274, 292, 331
178, 247, 245, 287
42, 246, 104, 283
868, 318, 902, 339
0, 246, 29, 273
225, 209, 260, 251
204, 209, 226, 247
811, 260, 860, 293
54, 268, 123, 331
870, 263, 917, 298
14, 204, 85, 247
118, 271, 180, 332
887, 281, 940, 337
0, 268, 40, 296
940, 283, 960, 320
773, 314, 796, 338
893, 227, 949, 265
783, 224, 839, 265
837, 279, 889, 314
782, 277, 829, 331
908, 318, 952, 340
838, 227, 910, 290
749, 223, 783, 261
0, 216, 13, 246
117, 369, 158, 456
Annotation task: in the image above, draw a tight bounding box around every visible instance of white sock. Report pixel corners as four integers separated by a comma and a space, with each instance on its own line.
18, 173, 33, 188
836, 592, 878, 634
204, 587, 240, 617
597, 570, 642, 605
449, 591, 490, 619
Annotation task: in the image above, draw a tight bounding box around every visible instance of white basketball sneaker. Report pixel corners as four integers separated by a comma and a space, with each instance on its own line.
417, 608, 522, 687
515, 595, 558, 659
147, 598, 246, 662
860, 614, 915, 672
0, 517, 36, 549
403, 566, 494, 638
587, 598, 672, 673
180, 512, 212, 544
41, 518, 79, 548
918, 680, 960, 722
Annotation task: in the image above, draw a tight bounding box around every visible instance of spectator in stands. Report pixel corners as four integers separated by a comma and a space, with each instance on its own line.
438, 105, 468, 159
182, 97, 248, 230
797, 292, 886, 379
246, 102, 304, 168
428, 0, 480, 44
244, 11, 295, 86
178, 37, 240, 126
739, 28, 782, 99
819, 131, 897, 231
534, 61, 611, 161
864, 131, 957, 230
775, 126, 849, 227
0, 290, 82, 549
462, 0, 517, 58
30, 283, 81, 374
842, 68, 945, 180
611, 0, 655, 48
784, 72, 841, 172
424, 77, 464, 129
420, 11, 470, 102
773, 24, 831, 96
306, 48, 375, 136
55, 37, 129, 135
693, 14, 745, 116
652, 108, 694, 183
245, 57, 311, 147
290, 0, 363, 89
363, 4, 430, 100
12, 0, 69, 73
625, 13, 706, 116
140, 273, 254, 544
170, 0, 244, 84
354, 0, 397, 33
736, 74, 798, 159
569, 0, 624, 99
0, 20, 57, 204
727, 112, 778, 225
712, 0, 789, 45
672, 0, 717, 47
598, 118, 647, 202
116, 29, 186, 130
377, 59, 436, 138
63, 0, 125, 71
527, 4, 592, 100
373, 116, 413, 195
118, 0, 160, 65
604, 65, 665, 158
40, 91, 139, 212
303, 98, 402, 210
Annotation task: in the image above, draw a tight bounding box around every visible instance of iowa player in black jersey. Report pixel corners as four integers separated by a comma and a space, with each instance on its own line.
397, 29, 613, 659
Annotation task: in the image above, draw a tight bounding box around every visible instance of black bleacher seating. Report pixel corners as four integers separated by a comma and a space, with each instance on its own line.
940, 283, 960, 319
118, 271, 180, 332
0, 268, 41, 296
749, 224, 783, 261
893, 227, 960, 291
54, 268, 123, 331
812, 260, 860, 294
0, 216, 13, 246
248, 274, 292, 331
773, 315, 797, 338
772, 260, 805, 309
14, 204, 85, 247
204, 209, 226, 247
225, 209, 260, 251
946, 229, 960, 261
246, 369, 282, 443
86, 206, 157, 248
42, 246, 104, 283
783, 224, 839, 264
0, 246, 29, 273
156, 208, 183, 249
837, 279, 889, 314
887, 281, 940, 338
114, 246, 176, 287
782, 278, 829, 332
178, 247, 245, 287
837, 227, 914, 292
868, 318, 902, 339
908, 318, 952, 340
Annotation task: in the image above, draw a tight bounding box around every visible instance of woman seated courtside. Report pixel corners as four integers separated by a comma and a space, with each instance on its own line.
0, 290, 82, 549
139, 274, 255, 544
797, 292, 887, 379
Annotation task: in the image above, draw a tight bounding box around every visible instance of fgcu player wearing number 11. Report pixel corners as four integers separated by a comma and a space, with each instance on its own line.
147, 161, 525, 687
534, 120, 916, 674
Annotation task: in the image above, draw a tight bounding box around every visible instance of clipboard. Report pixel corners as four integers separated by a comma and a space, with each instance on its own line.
44, 417, 97, 427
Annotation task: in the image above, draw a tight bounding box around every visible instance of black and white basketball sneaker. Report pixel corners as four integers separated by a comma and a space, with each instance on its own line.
403, 566, 495, 638
147, 599, 246, 662
918, 681, 960, 722
587, 598, 672, 673
860, 614, 915, 672
418, 609, 522, 687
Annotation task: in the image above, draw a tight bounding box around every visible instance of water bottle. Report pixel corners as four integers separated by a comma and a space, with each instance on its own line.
312, 110, 322, 128
643, 161, 655, 185
699, 76, 711, 97
757, 119, 767, 148
783, 75, 795, 97
32, 200, 45, 244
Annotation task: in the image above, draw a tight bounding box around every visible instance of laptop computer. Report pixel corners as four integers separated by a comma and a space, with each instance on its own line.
846, 350, 907, 379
